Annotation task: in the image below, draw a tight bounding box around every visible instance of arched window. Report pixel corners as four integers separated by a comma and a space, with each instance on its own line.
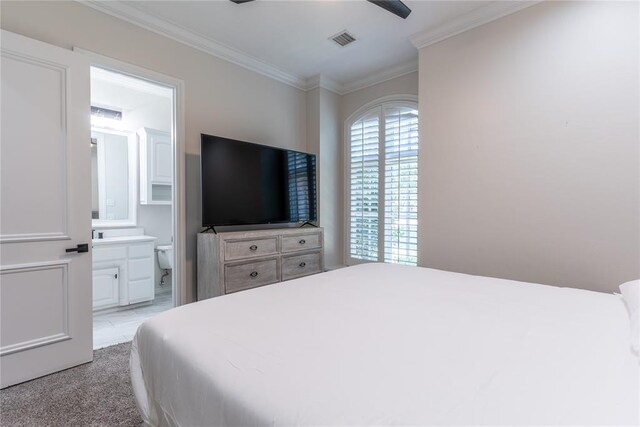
346, 98, 418, 265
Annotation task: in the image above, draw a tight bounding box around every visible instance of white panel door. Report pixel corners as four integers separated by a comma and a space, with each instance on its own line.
0, 30, 92, 388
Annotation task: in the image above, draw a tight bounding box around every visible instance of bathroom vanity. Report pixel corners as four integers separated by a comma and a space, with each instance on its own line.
92, 230, 156, 311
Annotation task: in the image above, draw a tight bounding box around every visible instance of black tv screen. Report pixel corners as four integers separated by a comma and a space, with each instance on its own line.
201, 134, 317, 227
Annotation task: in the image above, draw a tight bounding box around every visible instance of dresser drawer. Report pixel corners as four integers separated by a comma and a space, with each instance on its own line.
281, 233, 322, 253
282, 251, 322, 281
225, 238, 278, 261
224, 258, 279, 293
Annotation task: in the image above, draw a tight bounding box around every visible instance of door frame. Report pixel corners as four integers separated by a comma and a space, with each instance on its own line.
74, 48, 187, 307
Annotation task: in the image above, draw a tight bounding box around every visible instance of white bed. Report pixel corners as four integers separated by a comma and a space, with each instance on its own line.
131, 263, 639, 426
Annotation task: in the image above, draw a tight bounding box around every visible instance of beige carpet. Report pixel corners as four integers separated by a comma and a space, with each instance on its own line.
0, 342, 142, 426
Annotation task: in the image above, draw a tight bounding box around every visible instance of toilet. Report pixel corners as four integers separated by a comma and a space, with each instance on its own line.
156, 244, 173, 270
156, 244, 173, 286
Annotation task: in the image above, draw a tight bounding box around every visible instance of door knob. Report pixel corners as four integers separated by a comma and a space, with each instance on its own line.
66, 243, 89, 253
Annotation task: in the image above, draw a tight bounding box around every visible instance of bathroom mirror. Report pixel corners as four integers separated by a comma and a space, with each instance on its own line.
91, 128, 137, 227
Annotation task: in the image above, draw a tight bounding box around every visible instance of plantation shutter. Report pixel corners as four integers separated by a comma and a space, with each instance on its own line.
287, 151, 311, 222
349, 113, 380, 261
383, 107, 419, 265
347, 101, 418, 266
287, 151, 316, 222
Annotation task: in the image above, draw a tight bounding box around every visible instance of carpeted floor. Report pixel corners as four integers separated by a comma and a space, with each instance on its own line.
0, 342, 143, 426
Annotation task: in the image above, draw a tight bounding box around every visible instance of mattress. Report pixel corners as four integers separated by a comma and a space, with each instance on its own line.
131, 263, 639, 426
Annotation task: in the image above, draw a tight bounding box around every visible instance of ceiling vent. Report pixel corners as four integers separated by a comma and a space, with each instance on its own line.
330, 31, 356, 47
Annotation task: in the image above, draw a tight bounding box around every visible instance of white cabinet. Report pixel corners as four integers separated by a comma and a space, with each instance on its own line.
92, 238, 156, 311
127, 244, 155, 304
92, 267, 119, 310
138, 127, 172, 205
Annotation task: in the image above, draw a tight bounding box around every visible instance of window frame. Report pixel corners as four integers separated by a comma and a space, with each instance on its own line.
343, 95, 419, 266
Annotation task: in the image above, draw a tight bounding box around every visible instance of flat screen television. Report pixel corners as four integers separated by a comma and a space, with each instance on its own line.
201, 134, 317, 227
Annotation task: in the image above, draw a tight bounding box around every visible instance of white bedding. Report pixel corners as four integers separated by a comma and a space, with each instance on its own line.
131, 263, 639, 426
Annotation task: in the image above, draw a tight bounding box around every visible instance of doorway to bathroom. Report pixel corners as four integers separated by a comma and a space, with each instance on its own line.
89, 65, 178, 349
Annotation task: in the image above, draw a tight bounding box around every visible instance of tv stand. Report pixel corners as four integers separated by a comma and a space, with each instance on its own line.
197, 227, 324, 300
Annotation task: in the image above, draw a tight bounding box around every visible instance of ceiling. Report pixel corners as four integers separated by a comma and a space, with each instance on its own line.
91, 66, 172, 112
85, 1, 536, 93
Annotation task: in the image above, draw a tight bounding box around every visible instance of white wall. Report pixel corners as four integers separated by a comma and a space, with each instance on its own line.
319, 89, 343, 268
418, 1, 639, 293
342, 72, 418, 124
0, 1, 307, 303
307, 87, 343, 268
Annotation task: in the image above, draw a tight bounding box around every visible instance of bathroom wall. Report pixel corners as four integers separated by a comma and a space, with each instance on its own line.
125, 93, 174, 295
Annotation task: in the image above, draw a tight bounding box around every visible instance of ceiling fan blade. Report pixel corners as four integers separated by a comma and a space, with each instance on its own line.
230, 0, 255, 3
366, 0, 412, 19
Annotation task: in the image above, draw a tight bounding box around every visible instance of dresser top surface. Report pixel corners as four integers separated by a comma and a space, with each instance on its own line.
198, 227, 322, 240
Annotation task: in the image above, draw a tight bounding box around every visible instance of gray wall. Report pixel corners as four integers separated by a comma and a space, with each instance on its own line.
418, 1, 639, 292
0, 1, 307, 303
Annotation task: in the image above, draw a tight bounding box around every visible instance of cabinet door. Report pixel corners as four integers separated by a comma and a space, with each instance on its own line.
150, 130, 172, 185
93, 267, 119, 310
127, 243, 155, 304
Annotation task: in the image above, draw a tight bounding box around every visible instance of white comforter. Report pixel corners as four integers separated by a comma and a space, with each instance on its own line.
131, 263, 639, 426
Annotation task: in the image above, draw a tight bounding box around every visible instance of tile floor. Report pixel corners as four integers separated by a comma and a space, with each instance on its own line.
93, 292, 173, 349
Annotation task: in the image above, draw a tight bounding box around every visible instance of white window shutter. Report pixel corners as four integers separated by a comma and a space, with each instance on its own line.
348, 102, 418, 266
384, 107, 419, 265
349, 113, 380, 261
287, 152, 315, 222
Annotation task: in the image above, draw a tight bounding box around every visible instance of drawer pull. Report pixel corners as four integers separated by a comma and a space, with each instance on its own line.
249, 271, 259, 278
249, 245, 258, 251
299, 262, 306, 268
299, 239, 306, 245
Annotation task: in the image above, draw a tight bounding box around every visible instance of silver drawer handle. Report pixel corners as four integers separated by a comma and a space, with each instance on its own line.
299, 239, 306, 245
299, 262, 306, 268
249, 245, 258, 251
250, 271, 259, 278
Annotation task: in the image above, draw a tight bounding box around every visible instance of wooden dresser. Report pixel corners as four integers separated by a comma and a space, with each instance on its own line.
197, 227, 324, 300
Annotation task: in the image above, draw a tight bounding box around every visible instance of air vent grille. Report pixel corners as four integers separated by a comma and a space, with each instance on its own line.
330, 31, 356, 47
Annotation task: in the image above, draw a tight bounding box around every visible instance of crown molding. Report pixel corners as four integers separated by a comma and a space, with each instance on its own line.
305, 59, 417, 96
79, 0, 308, 90
409, 1, 542, 49
339, 59, 418, 95
79, 0, 539, 96
305, 75, 342, 95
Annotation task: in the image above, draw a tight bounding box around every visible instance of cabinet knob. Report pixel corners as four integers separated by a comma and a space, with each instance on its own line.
249, 245, 258, 251
299, 239, 306, 245
299, 262, 306, 268
250, 271, 259, 278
